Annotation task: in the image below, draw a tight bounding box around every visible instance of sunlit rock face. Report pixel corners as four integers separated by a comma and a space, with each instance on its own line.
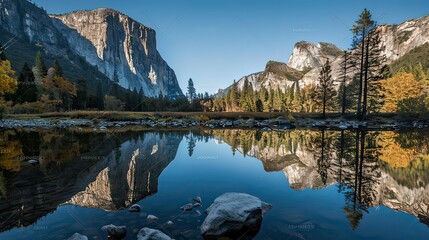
379, 14, 429, 62
287, 41, 343, 71
221, 14, 429, 94
66, 132, 182, 210
0, 0, 183, 98
51, 9, 183, 98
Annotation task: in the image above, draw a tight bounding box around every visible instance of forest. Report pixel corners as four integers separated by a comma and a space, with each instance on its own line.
0, 9, 428, 119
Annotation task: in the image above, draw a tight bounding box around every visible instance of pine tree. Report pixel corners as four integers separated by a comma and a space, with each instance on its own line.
239, 79, 250, 111
350, 9, 386, 118
273, 86, 283, 112
413, 62, 426, 81
187, 78, 196, 102
255, 98, 263, 112
52, 60, 63, 77
76, 78, 88, 109
15, 63, 38, 103
285, 84, 294, 111
138, 87, 145, 111
338, 51, 352, 114
33, 51, 47, 82
96, 81, 104, 110
313, 59, 336, 118
0, 43, 7, 61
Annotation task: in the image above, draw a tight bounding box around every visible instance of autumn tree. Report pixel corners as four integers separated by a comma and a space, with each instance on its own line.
381, 71, 421, 112
313, 59, 336, 118
0, 59, 17, 98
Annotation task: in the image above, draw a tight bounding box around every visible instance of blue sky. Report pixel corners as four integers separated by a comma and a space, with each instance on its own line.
33, 0, 429, 94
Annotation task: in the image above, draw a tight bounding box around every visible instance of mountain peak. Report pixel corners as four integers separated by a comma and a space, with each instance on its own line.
287, 41, 342, 71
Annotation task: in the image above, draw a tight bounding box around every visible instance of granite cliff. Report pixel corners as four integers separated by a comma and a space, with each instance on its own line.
0, 0, 183, 98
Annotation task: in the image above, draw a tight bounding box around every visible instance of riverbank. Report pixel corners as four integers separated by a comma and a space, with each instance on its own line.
1, 111, 428, 131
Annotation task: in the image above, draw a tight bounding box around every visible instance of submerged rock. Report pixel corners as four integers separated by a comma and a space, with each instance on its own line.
28, 159, 39, 164
137, 227, 172, 240
101, 224, 126, 239
129, 204, 141, 212
147, 214, 159, 222
67, 233, 88, 240
193, 196, 202, 203
200, 192, 272, 240
180, 203, 194, 211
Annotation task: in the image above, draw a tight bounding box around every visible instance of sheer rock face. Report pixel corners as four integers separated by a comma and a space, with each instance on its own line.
379, 14, 429, 63
0, 0, 65, 53
51, 9, 183, 98
287, 41, 343, 71
0, 0, 183, 98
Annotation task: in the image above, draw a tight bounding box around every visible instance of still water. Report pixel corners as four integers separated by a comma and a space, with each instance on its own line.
0, 128, 428, 239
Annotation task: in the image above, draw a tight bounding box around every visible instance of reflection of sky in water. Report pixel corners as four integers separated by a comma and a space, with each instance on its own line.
0, 131, 428, 240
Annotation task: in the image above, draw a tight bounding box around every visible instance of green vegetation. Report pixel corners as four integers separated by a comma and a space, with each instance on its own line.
262, 61, 305, 81
389, 43, 429, 74
319, 42, 343, 57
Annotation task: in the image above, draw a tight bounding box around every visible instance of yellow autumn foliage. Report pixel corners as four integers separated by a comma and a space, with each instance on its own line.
0, 131, 24, 172
381, 72, 421, 112
0, 60, 17, 97
377, 131, 416, 168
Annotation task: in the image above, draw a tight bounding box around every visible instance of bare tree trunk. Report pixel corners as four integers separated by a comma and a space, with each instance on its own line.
362, 34, 371, 119
357, 31, 366, 118
342, 51, 348, 115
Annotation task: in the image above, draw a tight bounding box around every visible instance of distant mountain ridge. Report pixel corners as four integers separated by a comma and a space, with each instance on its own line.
218, 14, 429, 95
0, 0, 183, 98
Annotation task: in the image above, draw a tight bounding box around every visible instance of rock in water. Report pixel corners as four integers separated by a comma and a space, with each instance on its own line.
137, 227, 172, 240
180, 203, 193, 211
147, 214, 159, 222
129, 204, 141, 212
28, 159, 39, 164
200, 192, 272, 240
101, 224, 126, 239
193, 196, 202, 203
67, 233, 88, 240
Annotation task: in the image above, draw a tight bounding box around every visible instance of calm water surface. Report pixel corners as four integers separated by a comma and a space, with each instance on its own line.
0, 128, 428, 239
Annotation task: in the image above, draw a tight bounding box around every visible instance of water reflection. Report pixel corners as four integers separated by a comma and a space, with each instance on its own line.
0, 128, 428, 238
210, 129, 429, 229
0, 130, 183, 231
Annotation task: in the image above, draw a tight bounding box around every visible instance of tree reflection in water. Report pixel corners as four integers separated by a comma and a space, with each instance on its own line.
211, 128, 429, 229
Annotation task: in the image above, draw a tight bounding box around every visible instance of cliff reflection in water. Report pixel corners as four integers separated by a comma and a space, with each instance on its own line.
0, 130, 183, 231
1, 128, 429, 236
210, 129, 429, 229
